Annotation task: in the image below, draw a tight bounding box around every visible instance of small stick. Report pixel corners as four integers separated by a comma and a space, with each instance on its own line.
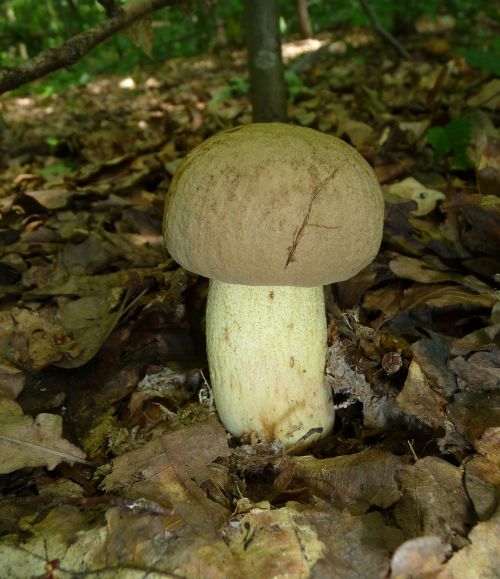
4, 494, 174, 516
359, 0, 411, 60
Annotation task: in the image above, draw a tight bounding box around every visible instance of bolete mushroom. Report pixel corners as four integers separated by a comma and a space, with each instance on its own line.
163, 123, 384, 448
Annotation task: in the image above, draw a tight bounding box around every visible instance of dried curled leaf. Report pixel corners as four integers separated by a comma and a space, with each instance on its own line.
279, 448, 403, 512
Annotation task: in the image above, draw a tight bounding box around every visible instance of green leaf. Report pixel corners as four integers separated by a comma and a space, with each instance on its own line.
464, 48, 500, 75
427, 117, 473, 169
427, 127, 451, 158
40, 163, 74, 176
45, 137, 59, 148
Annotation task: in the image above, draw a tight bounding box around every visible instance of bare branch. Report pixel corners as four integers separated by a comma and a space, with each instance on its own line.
0, 0, 184, 95
359, 0, 411, 60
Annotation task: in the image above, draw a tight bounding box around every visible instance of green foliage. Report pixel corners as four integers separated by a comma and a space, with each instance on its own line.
210, 76, 249, 105
427, 117, 473, 169
0, 0, 102, 67
284, 70, 314, 102
1, 0, 499, 96
40, 162, 75, 176
463, 43, 500, 75
281, 0, 499, 36
211, 69, 315, 106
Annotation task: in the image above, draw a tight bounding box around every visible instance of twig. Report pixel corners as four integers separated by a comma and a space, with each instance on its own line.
359, 0, 411, 60
284, 168, 339, 269
4, 494, 174, 515
407, 439, 418, 461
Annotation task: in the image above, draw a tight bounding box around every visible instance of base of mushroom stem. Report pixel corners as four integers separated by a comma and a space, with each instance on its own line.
205, 280, 335, 449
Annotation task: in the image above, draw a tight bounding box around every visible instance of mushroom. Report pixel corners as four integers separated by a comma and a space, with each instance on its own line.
163, 123, 384, 449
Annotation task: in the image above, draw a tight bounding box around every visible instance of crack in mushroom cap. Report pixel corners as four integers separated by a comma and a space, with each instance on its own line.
163, 123, 384, 287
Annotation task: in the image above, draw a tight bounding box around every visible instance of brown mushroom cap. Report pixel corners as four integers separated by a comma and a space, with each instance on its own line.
163, 123, 384, 287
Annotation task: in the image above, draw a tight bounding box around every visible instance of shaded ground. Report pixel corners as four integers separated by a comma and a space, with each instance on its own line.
0, 22, 499, 578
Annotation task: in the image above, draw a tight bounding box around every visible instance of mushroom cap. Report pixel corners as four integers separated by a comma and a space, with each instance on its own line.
163, 123, 384, 287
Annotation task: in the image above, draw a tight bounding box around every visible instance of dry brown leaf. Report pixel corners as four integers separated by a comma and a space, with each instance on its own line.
411, 335, 457, 398
396, 359, 446, 430
224, 506, 324, 579
451, 324, 500, 354
464, 457, 499, 521
0, 362, 25, 399
103, 417, 231, 533
448, 350, 500, 391
467, 79, 500, 111
104, 508, 173, 570
296, 504, 404, 578
0, 509, 109, 578
394, 457, 471, 547
448, 392, 500, 441
59, 233, 115, 275
22, 188, 82, 209
0, 398, 87, 473
388, 254, 482, 286
400, 285, 495, 310
390, 536, 451, 578
24, 265, 180, 299
125, 15, 154, 58
437, 506, 500, 579
54, 292, 126, 368
337, 118, 374, 149
384, 177, 445, 217
466, 427, 500, 521
283, 448, 403, 512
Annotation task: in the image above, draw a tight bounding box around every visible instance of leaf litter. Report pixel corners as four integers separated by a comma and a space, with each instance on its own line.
0, 21, 499, 579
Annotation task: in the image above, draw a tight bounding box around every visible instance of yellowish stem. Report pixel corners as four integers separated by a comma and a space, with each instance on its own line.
206, 280, 334, 448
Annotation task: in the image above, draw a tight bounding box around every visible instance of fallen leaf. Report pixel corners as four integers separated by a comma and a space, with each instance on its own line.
396, 359, 446, 431
0, 362, 25, 399
224, 506, 325, 579
448, 392, 500, 441
384, 177, 445, 216
411, 334, 457, 397
0, 398, 87, 473
467, 79, 500, 111
337, 118, 374, 149
281, 448, 403, 513
388, 254, 490, 291
464, 428, 500, 521
54, 292, 126, 368
464, 457, 498, 521
103, 417, 231, 533
296, 504, 404, 578
437, 506, 500, 578
390, 536, 451, 578
394, 456, 472, 547
23, 188, 75, 209
448, 350, 500, 391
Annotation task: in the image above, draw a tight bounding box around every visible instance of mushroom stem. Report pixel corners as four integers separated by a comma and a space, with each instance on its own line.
206, 280, 334, 448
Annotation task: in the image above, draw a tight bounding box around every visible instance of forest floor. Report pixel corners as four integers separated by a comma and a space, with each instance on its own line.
0, 20, 499, 579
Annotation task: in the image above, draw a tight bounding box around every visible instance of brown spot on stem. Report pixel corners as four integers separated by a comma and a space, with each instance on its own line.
269, 290, 275, 300
289, 356, 295, 368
